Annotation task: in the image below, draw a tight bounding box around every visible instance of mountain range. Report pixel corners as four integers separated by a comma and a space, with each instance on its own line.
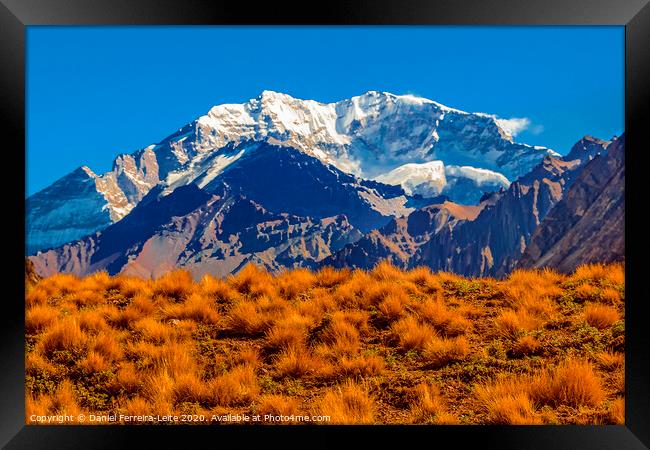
26, 91, 623, 279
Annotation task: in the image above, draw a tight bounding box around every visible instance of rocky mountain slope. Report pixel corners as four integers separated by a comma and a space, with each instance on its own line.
27, 90, 556, 254
517, 135, 624, 272
27, 91, 622, 280
325, 135, 615, 277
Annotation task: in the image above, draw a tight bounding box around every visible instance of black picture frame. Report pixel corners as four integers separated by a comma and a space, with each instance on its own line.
3, 1, 649, 448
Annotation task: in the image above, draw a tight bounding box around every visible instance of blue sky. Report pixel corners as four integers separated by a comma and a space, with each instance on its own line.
26, 26, 624, 196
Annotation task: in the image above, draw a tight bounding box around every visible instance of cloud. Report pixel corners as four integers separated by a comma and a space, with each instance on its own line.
530, 124, 545, 135
494, 117, 531, 137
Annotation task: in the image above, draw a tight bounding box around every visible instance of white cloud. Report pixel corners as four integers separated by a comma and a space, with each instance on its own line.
494, 117, 531, 137
530, 124, 545, 135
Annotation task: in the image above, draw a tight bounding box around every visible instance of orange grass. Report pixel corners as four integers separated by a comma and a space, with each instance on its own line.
584, 304, 620, 329
25, 262, 624, 425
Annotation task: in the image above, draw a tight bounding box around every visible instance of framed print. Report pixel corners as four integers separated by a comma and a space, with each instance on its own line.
2, 0, 649, 448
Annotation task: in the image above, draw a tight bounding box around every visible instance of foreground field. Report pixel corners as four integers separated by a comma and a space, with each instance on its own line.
25, 262, 625, 424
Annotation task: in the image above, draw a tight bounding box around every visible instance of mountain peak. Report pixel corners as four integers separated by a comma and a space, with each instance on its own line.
564, 135, 611, 162
258, 89, 290, 102
78, 166, 97, 178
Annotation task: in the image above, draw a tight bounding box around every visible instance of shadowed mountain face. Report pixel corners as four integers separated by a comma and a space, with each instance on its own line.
202, 144, 411, 233
517, 136, 624, 272
321, 202, 482, 270
26, 91, 622, 279
324, 135, 617, 277
29, 134, 621, 280
32, 141, 414, 278
26, 90, 557, 255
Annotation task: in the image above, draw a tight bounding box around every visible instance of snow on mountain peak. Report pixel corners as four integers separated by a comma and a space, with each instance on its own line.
375, 161, 447, 197
374, 160, 511, 205
145, 89, 558, 204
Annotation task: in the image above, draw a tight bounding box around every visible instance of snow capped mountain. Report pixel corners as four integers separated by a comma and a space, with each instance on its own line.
26, 147, 160, 254
26, 90, 558, 255
374, 161, 447, 198
374, 161, 510, 205
156, 90, 557, 185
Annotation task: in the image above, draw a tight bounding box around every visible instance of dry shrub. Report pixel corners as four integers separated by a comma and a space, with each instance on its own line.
153, 342, 197, 378
276, 268, 316, 300
163, 293, 219, 324
25, 287, 49, 308
78, 271, 111, 291
153, 270, 194, 301
423, 336, 469, 368
494, 309, 541, 338
42, 273, 82, 295
584, 304, 620, 329
80, 350, 109, 373
114, 276, 151, 298
608, 397, 625, 424
316, 381, 374, 424
390, 316, 436, 352
320, 318, 361, 356
120, 396, 151, 417
476, 387, 542, 424
38, 318, 87, 355
613, 370, 625, 394
503, 270, 563, 316
112, 363, 141, 395
26, 393, 52, 420
90, 332, 123, 361
207, 365, 259, 407
511, 335, 541, 357
363, 281, 404, 308
25, 305, 59, 334
133, 317, 174, 344
274, 346, 333, 379
129, 341, 196, 379
436, 271, 466, 284
518, 294, 556, 318
67, 289, 105, 309
507, 268, 563, 291
378, 292, 408, 323
370, 260, 403, 282
406, 266, 442, 293
335, 354, 385, 378
130, 294, 156, 315
227, 299, 277, 335
49, 380, 83, 418
596, 351, 624, 370
25, 351, 56, 375
409, 383, 456, 424
173, 373, 208, 404
229, 264, 275, 298
77, 310, 110, 334
415, 298, 470, 336
331, 310, 370, 335
198, 275, 236, 302
232, 346, 260, 369
24, 263, 625, 425
574, 283, 600, 302
265, 313, 312, 350
296, 291, 337, 322
600, 287, 622, 305
332, 283, 361, 309
530, 359, 605, 407
476, 359, 605, 424
109, 306, 146, 329
604, 263, 625, 286
571, 263, 611, 284
141, 369, 175, 407
315, 266, 350, 288
256, 395, 301, 420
